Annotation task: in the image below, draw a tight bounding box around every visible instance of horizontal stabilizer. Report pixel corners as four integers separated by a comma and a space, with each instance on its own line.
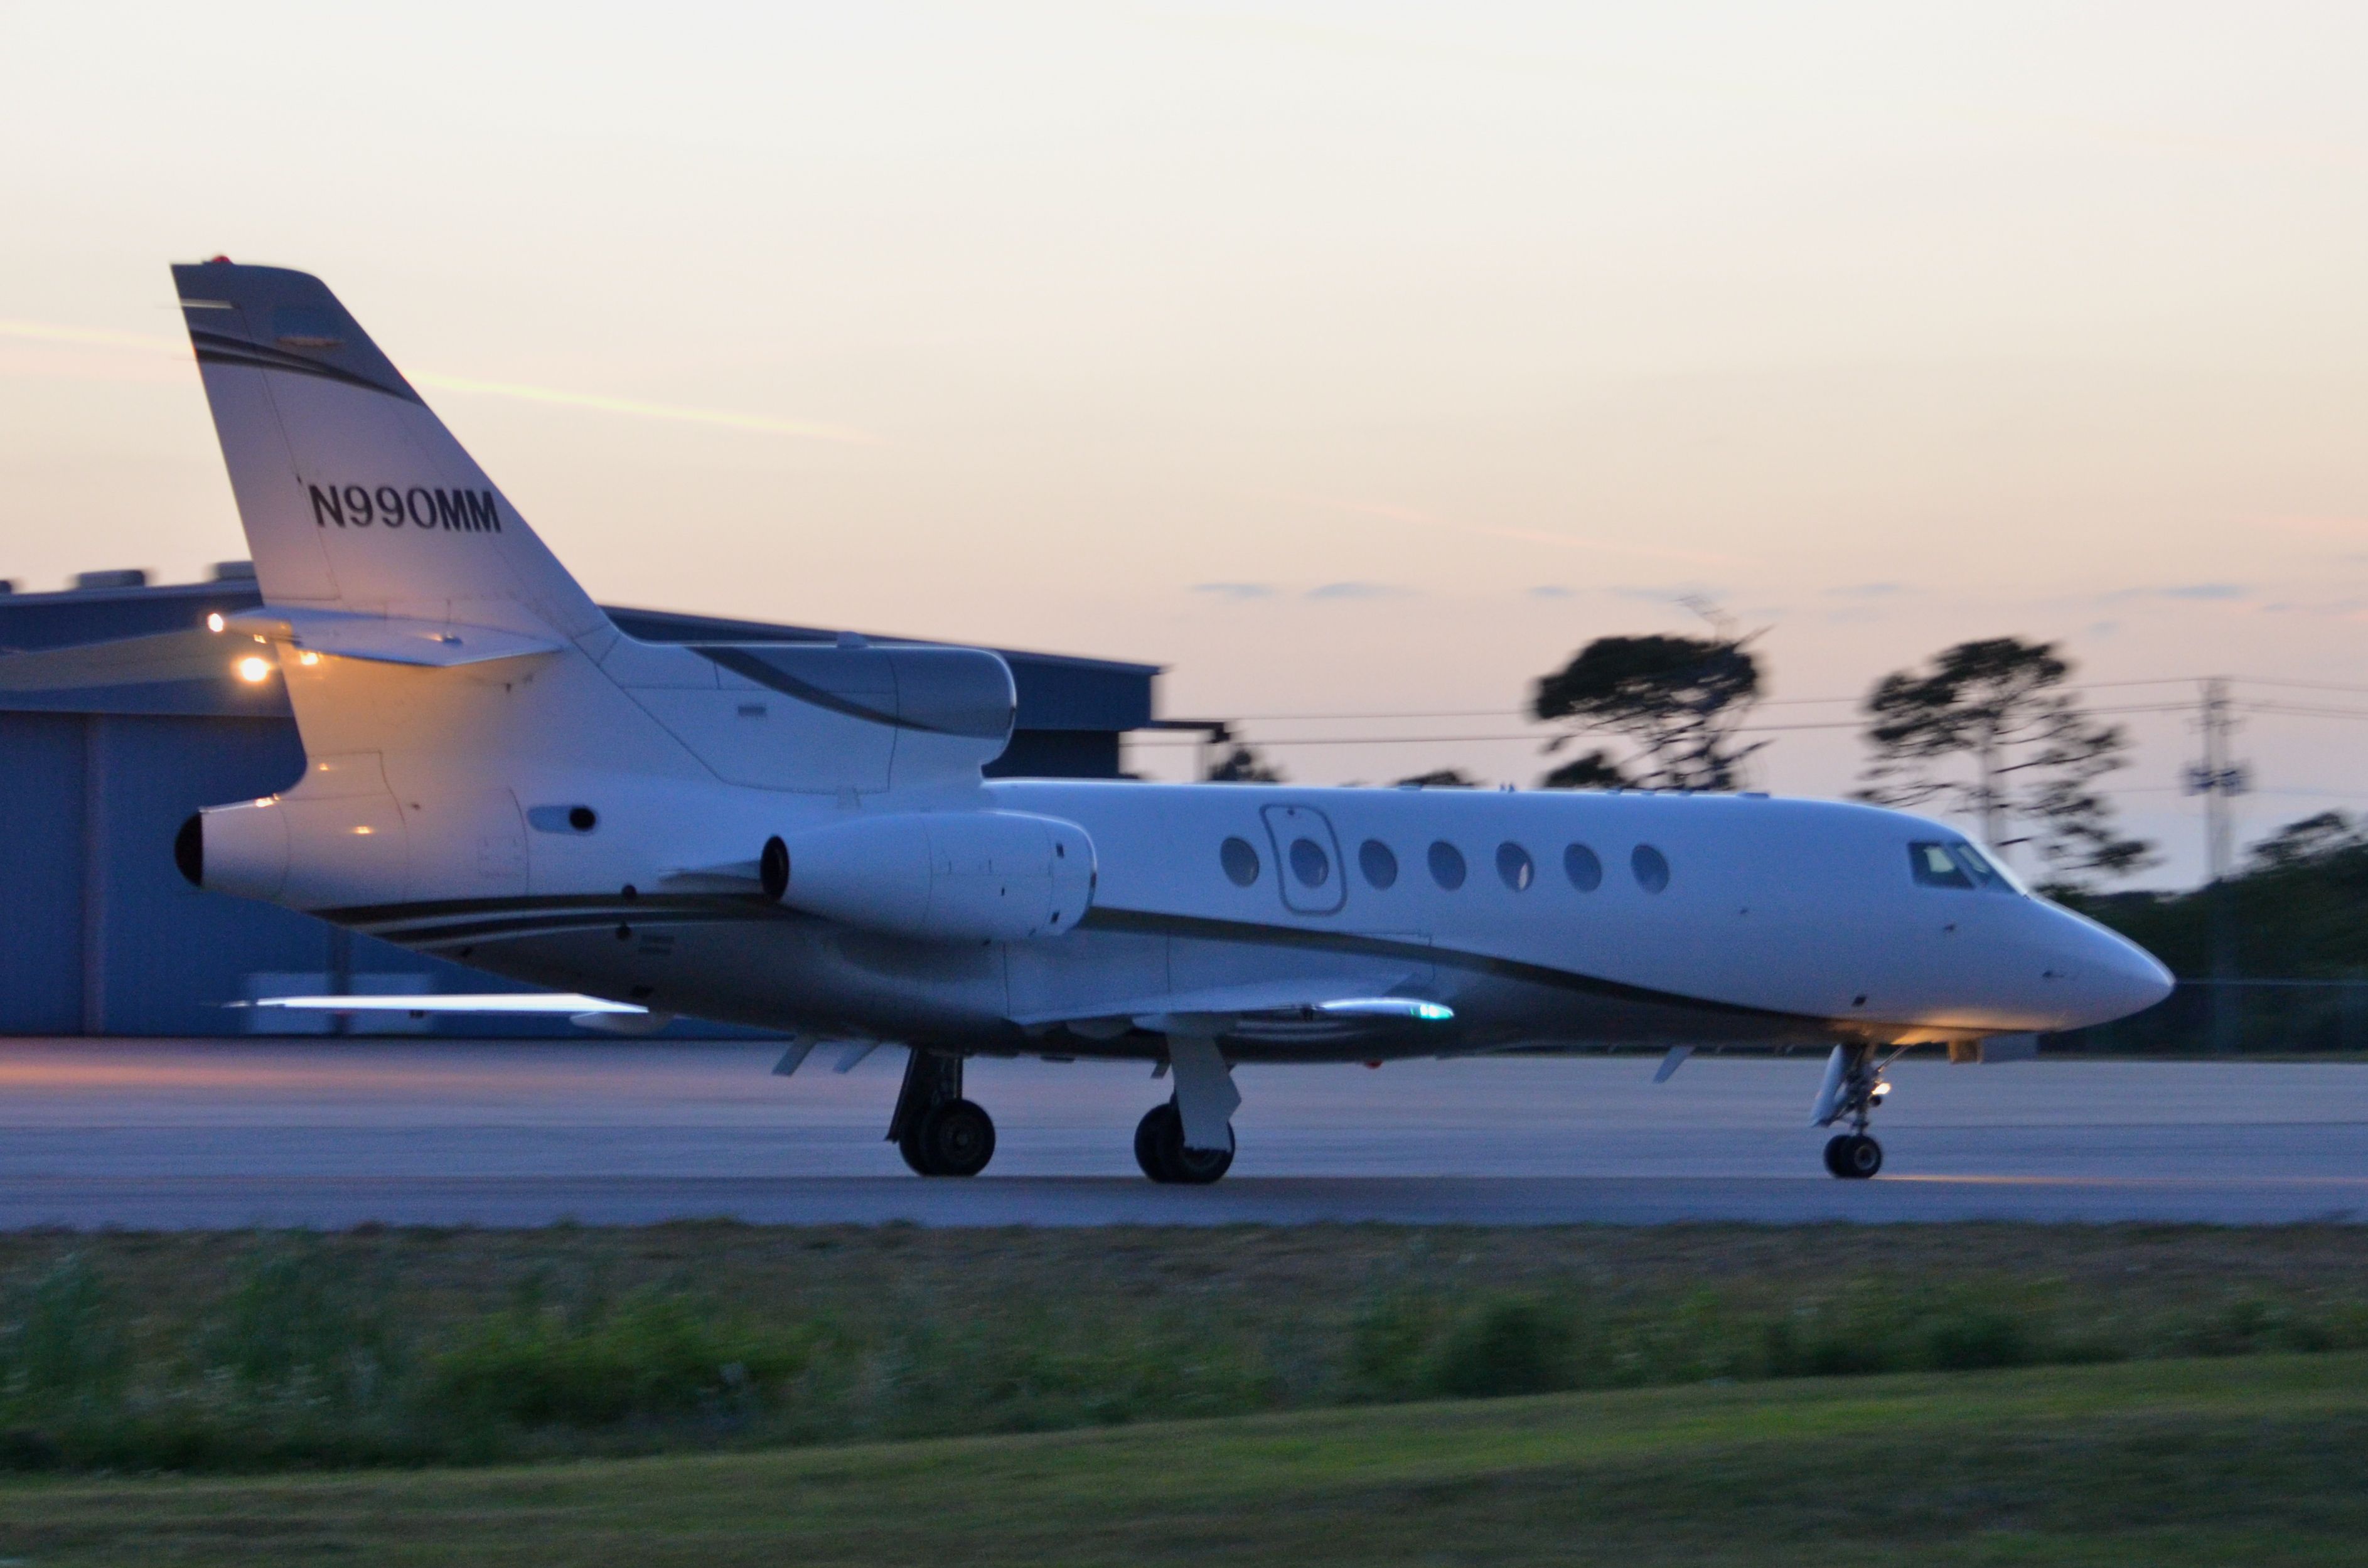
221, 607, 562, 667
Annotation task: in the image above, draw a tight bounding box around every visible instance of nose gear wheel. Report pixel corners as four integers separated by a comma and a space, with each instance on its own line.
1823, 1132, 1882, 1179
1816, 1042, 1895, 1180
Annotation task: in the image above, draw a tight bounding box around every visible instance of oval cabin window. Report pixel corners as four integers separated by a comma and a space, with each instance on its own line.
1631, 843, 1671, 894
1496, 842, 1534, 891
1563, 843, 1603, 892
1289, 836, 1332, 889
1359, 838, 1399, 889
1220, 836, 1262, 887
1428, 841, 1467, 890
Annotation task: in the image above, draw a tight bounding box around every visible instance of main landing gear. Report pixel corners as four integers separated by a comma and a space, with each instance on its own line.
1814, 1043, 1890, 1180
891, 1048, 995, 1177
1135, 1032, 1241, 1185
1135, 1100, 1235, 1184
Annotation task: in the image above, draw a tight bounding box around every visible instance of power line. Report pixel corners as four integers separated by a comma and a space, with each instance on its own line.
1136, 700, 2205, 749
1151, 698, 2364, 742
2232, 675, 2368, 698
1216, 676, 2257, 724
2243, 702, 2368, 722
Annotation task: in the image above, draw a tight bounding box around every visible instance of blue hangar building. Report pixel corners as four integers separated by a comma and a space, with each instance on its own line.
0, 567, 1160, 1038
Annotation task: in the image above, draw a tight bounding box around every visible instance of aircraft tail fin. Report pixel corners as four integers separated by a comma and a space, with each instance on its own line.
169, 259, 608, 643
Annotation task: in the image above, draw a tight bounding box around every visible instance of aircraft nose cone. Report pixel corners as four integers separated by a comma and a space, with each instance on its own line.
2061, 919, 2175, 1028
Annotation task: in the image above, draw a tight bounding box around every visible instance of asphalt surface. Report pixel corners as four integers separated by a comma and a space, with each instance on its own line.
3, 1039, 2365, 1228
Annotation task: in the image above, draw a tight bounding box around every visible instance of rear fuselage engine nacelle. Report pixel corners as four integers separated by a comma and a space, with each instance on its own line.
760, 811, 1095, 943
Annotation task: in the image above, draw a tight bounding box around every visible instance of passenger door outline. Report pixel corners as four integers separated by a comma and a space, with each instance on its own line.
1260, 803, 1347, 915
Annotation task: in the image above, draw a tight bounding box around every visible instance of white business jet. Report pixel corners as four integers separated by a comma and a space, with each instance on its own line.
168, 260, 2172, 1183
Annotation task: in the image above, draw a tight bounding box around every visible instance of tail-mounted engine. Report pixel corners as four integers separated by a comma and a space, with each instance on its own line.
761, 811, 1094, 942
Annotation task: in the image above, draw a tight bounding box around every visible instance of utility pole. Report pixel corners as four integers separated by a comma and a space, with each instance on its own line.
1977, 715, 2003, 852
2183, 678, 2249, 1052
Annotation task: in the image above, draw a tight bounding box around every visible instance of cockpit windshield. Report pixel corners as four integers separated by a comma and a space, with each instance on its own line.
1908, 840, 2025, 894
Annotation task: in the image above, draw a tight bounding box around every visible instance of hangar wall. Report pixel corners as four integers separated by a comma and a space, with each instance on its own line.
0, 573, 1160, 1038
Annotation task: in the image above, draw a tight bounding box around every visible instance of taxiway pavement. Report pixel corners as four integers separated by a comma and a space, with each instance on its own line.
1, 1040, 2362, 1228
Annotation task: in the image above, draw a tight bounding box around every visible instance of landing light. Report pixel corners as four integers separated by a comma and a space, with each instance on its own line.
205, 612, 225, 633
297, 650, 319, 666
235, 655, 272, 683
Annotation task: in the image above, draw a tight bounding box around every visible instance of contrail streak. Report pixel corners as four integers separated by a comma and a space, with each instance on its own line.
0, 319, 874, 444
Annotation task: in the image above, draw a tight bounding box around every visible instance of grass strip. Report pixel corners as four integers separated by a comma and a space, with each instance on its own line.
5, 1352, 2368, 1565
5, 1222, 2368, 1472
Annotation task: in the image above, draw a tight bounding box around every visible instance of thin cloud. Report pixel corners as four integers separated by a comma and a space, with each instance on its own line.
1608, 584, 1723, 604
2252, 514, 2368, 536
0, 319, 874, 444
1275, 491, 1749, 569
1824, 582, 1909, 598
410, 373, 872, 444
2258, 598, 2368, 619
1305, 581, 1410, 600
1528, 585, 1575, 599
1192, 582, 1275, 600
0, 321, 184, 353
2096, 583, 2251, 604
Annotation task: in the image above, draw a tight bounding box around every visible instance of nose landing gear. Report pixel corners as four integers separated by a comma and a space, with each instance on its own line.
1823, 1131, 1883, 1178
1813, 1043, 1890, 1180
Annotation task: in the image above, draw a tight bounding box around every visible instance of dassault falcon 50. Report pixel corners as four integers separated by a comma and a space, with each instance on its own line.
166, 260, 2174, 1183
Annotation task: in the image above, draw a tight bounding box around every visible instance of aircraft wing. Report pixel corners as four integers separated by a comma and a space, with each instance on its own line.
232, 992, 668, 1033
1016, 979, 1452, 1040
240, 991, 642, 1014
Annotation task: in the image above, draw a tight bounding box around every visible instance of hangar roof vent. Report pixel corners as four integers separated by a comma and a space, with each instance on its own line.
72, 569, 148, 591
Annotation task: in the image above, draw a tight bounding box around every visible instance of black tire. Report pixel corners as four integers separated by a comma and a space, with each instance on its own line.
1137, 1099, 1233, 1185
1821, 1134, 1848, 1178
914, 1098, 995, 1178
898, 1119, 933, 1176
1134, 1103, 1172, 1182
1828, 1133, 1882, 1180
1165, 1131, 1235, 1186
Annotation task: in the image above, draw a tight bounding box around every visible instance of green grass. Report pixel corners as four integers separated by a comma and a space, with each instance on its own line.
5, 1353, 2368, 1565
5, 1223, 2368, 1473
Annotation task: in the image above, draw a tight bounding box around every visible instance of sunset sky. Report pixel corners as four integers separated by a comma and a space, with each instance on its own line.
5, 3, 2366, 884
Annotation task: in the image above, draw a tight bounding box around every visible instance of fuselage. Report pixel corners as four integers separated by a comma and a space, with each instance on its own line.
309, 771, 2172, 1063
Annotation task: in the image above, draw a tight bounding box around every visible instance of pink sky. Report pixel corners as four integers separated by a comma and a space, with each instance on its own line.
4, 3, 2365, 884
